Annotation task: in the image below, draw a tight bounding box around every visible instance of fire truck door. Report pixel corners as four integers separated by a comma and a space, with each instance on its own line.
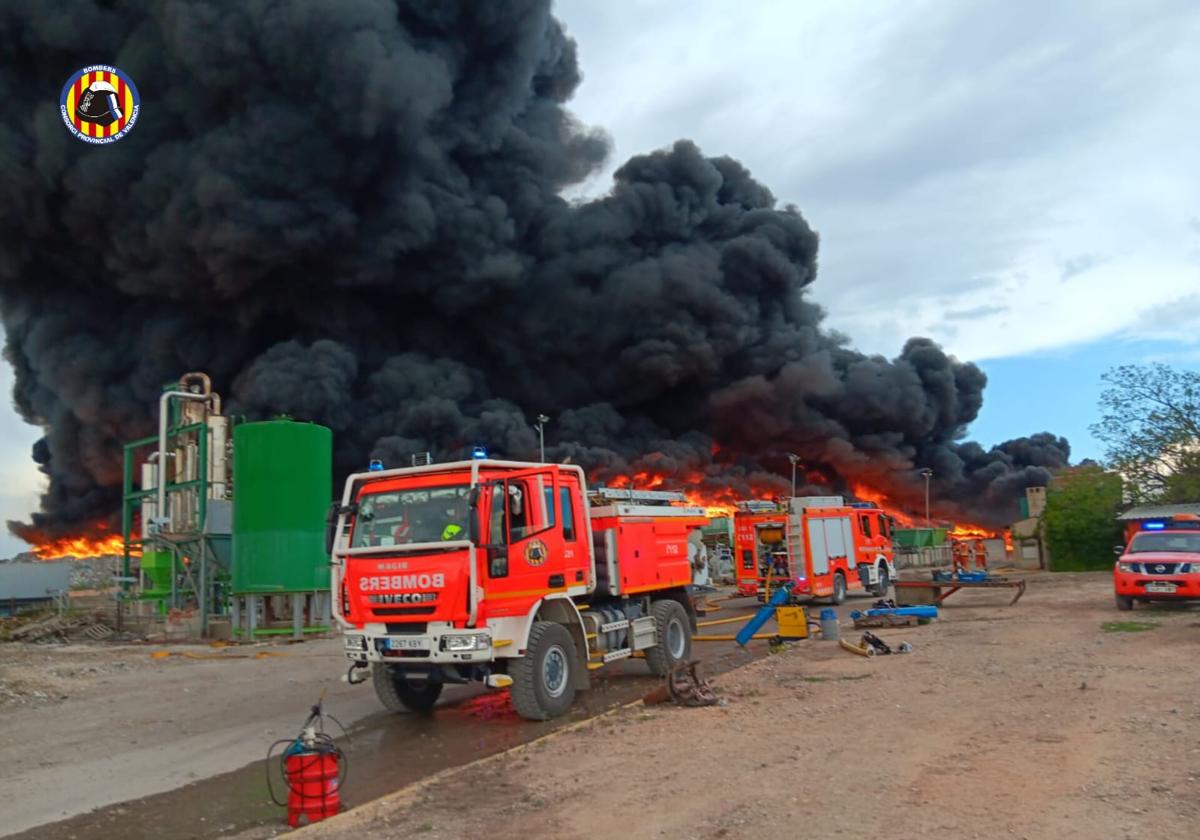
807, 519, 829, 575
487, 468, 564, 594
807, 516, 854, 575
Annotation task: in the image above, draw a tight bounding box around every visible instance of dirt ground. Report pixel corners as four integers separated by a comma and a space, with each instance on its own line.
303, 572, 1200, 840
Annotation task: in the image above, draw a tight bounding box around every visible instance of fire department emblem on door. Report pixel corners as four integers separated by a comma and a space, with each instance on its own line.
60, 65, 141, 144
525, 539, 548, 568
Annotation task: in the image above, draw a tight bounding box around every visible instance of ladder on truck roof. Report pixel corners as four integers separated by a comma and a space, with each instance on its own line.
735, 500, 780, 513
589, 487, 687, 506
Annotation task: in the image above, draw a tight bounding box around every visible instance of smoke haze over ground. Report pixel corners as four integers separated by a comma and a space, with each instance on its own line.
0, 0, 1068, 543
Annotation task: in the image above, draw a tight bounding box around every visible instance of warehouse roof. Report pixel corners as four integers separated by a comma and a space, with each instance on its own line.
1117, 503, 1200, 521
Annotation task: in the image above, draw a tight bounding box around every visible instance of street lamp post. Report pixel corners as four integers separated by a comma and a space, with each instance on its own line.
535, 414, 550, 463
787, 453, 800, 498
919, 468, 933, 528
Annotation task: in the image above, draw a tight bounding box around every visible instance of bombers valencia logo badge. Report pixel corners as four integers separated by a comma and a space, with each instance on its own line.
60, 65, 140, 144
525, 539, 548, 568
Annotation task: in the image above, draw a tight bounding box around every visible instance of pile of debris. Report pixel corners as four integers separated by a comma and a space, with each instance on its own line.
1, 611, 116, 644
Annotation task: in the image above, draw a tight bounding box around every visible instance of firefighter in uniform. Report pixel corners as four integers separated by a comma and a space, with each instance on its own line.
973, 537, 988, 571
952, 539, 970, 573
441, 498, 466, 541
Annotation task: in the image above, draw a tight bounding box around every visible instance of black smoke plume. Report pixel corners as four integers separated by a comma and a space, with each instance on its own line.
0, 0, 1066, 543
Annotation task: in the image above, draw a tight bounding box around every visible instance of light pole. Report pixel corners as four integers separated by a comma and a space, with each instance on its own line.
535, 414, 550, 463
787, 453, 800, 498
919, 468, 933, 527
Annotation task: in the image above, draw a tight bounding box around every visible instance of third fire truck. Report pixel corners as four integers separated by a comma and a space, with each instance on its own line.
733, 496, 895, 603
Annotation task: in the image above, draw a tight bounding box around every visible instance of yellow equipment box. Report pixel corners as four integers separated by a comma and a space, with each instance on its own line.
775, 606, 809, 639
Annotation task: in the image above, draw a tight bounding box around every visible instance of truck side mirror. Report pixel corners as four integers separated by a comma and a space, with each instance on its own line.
468, 486, 481, 544
326, 502, 356, 555
1113, 545, 1125, 556
325, 503, 339, 555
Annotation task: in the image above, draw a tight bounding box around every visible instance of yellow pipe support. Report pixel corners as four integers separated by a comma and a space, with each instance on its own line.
693, 633, 775, 641
696, 614, 759, 628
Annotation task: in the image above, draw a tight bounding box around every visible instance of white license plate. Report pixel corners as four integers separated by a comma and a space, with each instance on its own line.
385, 637, 426, 650
1145, 582, 1177, 594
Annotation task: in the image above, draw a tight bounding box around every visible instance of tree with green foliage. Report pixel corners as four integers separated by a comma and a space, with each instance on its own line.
1091, 363, 1200, 503
1042, 466, 1125, 571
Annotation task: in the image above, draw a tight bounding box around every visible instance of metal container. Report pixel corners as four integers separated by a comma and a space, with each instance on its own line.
819, 607, 840, 641
892, 527, 949, 548
232, 421, 332, 594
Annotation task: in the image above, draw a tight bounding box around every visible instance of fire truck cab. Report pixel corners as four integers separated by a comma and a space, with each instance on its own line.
1113, 515, 1200, 610
734, 497, 895, 604
330, 459, 707, 720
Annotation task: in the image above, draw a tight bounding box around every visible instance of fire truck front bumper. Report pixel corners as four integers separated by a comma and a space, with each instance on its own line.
343, 623, 495, 666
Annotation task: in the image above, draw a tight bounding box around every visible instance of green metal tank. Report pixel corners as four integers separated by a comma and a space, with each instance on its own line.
232, 420, 332, 594
893, 527, 950, 548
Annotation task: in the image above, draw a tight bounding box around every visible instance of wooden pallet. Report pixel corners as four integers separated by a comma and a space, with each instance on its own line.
852, 613, 920, 629
894, 576, 1026, 606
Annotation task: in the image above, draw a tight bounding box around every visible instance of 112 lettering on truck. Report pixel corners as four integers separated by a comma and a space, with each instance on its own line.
330, 459, 709, 720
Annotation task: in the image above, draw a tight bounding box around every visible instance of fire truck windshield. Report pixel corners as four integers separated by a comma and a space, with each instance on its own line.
1127, 532, 1200, 554
351, 485, 470, 547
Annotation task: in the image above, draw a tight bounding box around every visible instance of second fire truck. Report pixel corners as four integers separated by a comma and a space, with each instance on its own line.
733, 496, 896, 603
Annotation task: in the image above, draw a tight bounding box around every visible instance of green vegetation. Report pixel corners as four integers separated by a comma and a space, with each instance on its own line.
1043, 465, 1125, 571
1092, 364, 1200, 503
1101, 620, 1159, 633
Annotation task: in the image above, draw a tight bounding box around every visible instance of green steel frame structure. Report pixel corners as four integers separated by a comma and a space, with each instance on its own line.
121, 420, 229, 635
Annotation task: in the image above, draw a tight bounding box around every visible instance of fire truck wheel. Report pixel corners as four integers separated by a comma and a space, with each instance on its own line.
645, 599, 692, 677
1115, 594, 1134, 611
372, 665, 443, 713
830, 572, 847, 605
872, 564, 891, 597
510, 621, 577, 720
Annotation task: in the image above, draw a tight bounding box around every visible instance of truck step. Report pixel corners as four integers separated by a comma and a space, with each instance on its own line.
599, 619, 629, 633
602, 647, 632, 663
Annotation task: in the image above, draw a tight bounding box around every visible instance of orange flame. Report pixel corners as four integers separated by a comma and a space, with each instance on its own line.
32, 528, 137, 560
949, 524, 1014, 551
851, 482, 1013, 551
603, 470, 756, 518
849, 483, 916, 527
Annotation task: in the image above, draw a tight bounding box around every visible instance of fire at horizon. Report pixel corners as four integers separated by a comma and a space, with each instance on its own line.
600, 470, 1013, 546
31, 529, 138, 561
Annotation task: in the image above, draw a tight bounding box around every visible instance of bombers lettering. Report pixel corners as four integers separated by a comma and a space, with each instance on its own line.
359, 573, 446, 591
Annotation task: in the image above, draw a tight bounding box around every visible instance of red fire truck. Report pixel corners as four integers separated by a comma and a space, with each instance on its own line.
733, 497, 895, 603
329, 459, 708, 720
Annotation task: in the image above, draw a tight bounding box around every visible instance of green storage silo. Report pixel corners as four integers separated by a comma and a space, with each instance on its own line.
232, 420, 332, 594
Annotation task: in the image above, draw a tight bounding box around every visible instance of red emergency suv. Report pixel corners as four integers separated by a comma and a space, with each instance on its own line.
1113, 515, 1200, 610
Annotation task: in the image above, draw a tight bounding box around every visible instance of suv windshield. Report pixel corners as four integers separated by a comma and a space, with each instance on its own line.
1127, 531, 1200, 554
351, 485, 470, 547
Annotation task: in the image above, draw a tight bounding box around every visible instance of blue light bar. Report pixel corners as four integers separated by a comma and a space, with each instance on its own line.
1142, 521, 1166, 530
471, 446, 488, 460
368, 459, 384, 471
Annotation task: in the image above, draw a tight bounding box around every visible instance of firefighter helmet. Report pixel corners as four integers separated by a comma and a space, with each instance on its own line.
76, 79, 123, 124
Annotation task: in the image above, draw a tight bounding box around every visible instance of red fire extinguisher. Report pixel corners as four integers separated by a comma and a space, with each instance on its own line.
268, 698, 347, 827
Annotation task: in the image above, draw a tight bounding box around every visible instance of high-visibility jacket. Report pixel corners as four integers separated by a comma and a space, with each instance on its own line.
441, 523, 463, 541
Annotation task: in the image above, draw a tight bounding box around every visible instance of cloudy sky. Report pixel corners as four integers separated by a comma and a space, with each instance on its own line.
2, 0, 1199, 556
